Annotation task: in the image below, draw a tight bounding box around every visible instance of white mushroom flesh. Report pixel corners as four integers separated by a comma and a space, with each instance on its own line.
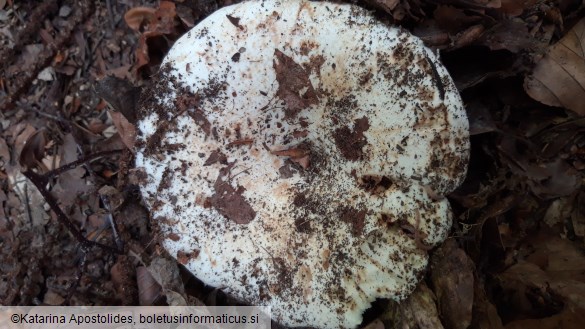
135, 1, 469, 328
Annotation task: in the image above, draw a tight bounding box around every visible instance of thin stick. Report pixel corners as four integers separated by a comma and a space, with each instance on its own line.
21, 170, 121, 254
43, 149, 123, 178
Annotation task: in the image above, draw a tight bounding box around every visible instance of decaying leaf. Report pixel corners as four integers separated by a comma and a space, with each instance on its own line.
398, 283, 445, 329
126, 1, 182, 76
95, 76, 140, 122
472, 279, 504, 329
505, 309, 585, 329
146, 256, 188, 306
482, 19, 535, 53
124, 7, 156, 31
18, 129, 47, 170
111, 256, 138, 304
110, 111, 137, 150
51, 134, 92, 209
137, 266, 162, 306
524, 18, 585, 116
493, 228, 585, 327
498, 135, 579, 199
430, 240, 475, 329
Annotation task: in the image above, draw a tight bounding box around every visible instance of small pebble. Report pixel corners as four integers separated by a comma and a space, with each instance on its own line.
59, 5, 72, 17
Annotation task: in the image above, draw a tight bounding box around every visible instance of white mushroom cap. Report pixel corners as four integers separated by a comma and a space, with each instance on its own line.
135, 1, 469, 328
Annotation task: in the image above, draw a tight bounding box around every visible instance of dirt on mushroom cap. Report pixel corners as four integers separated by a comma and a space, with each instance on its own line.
135, 1, 469, 328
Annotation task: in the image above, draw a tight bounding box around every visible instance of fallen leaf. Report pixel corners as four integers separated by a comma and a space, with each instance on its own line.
524, 18, 585, 115
176, 5, 195, 27
110, 111, 137, 150
0, 137, 9, 163
18, 129, 47, 170
137, 266, 162, 306
12, 124, 36, 163
434, 5, 482, 34
430, 240, 475, 329
365, 0, 400, 14
111, 256, 138, 305
499, 0, 537, 16
505, 309, 585, 329
43, 290, 65, 306
572, 191, 585, 239
498, 136, 579, 198
147, 256, 185, 295
124, 7, 155, 31
273, 49, 318, 119
271, 148, 308, 158
52, 134, 92, 208
472, 279, 504, 329
482, 19, 534, 53
153, 1, 177, 34
362, 319, 384, 329
399, 283, 445, 329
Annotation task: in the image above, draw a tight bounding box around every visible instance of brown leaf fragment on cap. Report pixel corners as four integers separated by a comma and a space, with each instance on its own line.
227, 139, 254, 147
226, 14, 242, 29
204, 150, 227, 166
271, 148, 308, 158
273, 49, 318, 119
209, 167, 256, 224
339, 206, 367, 236
272, 147, 310, 168
333, 117, 370, 161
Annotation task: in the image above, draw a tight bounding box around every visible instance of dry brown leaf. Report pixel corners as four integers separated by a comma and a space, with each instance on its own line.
366, 0, 400, 14
399, 283, 445, 329
430, 240, 475, 329
0, 137, 9, 164
473, 279, 504, 329
434, 6, 482, 34
498, 136, 579, 198
154, 1, 177, 34
525, 18, 585, 116
110, 111, 137, 150
362, 319, 385, 329
111, 256, 138, 305
137, 266, 162, 306
482, 19, 534, 53
124, 7, 156, 31
43, 290, 65, 306
51, 134, 92, 209
18, 129, 47, 170
505, 309, 585, 329
147, 256, 185, 295
12, 124, 36, 162
499, 0, 537, 16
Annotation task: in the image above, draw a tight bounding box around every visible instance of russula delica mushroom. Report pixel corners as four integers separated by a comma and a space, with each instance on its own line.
135, 0, 469, 328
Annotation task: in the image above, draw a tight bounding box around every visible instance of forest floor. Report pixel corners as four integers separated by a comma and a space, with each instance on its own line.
1, 0, 584, 328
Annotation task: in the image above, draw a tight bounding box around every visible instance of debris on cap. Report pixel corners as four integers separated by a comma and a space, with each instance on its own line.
135, 1, 469, 328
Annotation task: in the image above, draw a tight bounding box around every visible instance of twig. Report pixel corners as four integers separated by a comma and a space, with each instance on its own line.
66, 252, 87, 303
105, 0, 115, 30
22, 169, 120, 255
75, 145, 124, 252
44, 149, 123, 177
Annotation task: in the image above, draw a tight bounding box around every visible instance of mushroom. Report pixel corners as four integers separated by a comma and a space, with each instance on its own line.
135, 0, 469, 328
